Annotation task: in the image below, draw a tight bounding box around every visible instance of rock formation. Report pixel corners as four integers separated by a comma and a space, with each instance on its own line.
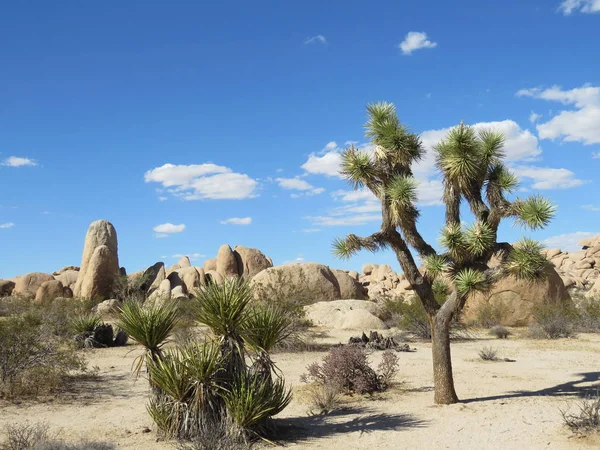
74, 220, 119, 300
13, 272, 55, 298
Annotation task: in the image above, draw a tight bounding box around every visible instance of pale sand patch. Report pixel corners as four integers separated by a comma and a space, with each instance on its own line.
0, 330, 599, 449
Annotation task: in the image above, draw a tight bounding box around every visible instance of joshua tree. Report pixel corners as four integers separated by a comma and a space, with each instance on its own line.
334, 102, 554, 404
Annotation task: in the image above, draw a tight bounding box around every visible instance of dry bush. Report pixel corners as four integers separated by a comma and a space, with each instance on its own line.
0, 315, 86, 399
489, 325, 510, 339
529, 303, 579, 339
573, 294, 600, 332
560, 392, 600, 434
472, 303, 509, 328
0, 422, 114, 450
301, 346, 398, 396
305, 383, 341, 416
478, 346, 498, 361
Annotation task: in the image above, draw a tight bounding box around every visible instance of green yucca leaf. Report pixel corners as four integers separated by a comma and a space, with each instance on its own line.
386, 174, 418, 208
464, 221, 496, 256
439, 223, 467, 258
504, 238, 549, 280
116, 299, 179, 378
340, 147, 379, 190
453, 268, 487, 297
193, 278, 253, 339
332, 237, 356, 260
222, 372, 292, 430
487, 163, 519, 193
478, 129, 505, 165
423, 254, 449, 280
513, 195, 556, 230
70, 313, 102, 334
435, 124, 482, 187
242, 305, 294, 353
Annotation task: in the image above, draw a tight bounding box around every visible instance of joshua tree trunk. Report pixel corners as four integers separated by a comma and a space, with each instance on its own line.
430, 313, 459, 404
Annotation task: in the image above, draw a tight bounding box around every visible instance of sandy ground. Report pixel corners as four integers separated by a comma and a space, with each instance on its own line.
1, 329, 599, 450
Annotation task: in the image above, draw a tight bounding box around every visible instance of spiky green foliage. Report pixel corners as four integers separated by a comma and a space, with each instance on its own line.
513, 195, 556, 230
332, 236, 356, 260
365, 102, 424, 165
222, 372, 292, 434
453, 268, 488, 297
243, 306, 294, 354
423, 254, 449, 280
340, 147, 379, 190
504, 238, 549, 280
478, 129, 505, 166
439, 223, 467, 258
116, 300, 179, 377
70, 313, 102, 334
464, 221, 496, 256
194, 278, 252, 339
487, 163, 519, 194
435, 124, 482, 190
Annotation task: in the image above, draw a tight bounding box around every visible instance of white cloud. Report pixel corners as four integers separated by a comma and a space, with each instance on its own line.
220, 217, 252, 225
2, 156, 37, 167
511, 166, 586, 189
276, 177, 324, 197
543, 231, 600, 252
155, 234, 169, 238
144, 163, 258, 200
301, 228, 321, 233
304, 35, 327, 44
306, 213, 381, 227
593, 152, 600, 159
153, 223, 186, 234
558, 0, 600, 15
582, 205, 600, 212
158, 196, 168, 201
529, 111, 542, 123
301, 150, 343, 177
398, 31, 437, 55
282, 256, 305, 265
0, 223, 15, 229
517, 84, 600, 145
416, 180, 444, 206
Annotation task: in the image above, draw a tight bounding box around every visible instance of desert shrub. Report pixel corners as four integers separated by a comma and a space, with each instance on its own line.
560, 391, 600, 433
573, 294, 600, 332
478, 346, 498, 361
377, 351, 400, 388
305, 382, 341, 416
472, 302, 509, 328
0, 422, 115, 450
70, 313, 102, 334
111, 272, 152, 303
0, 316, 86, 399
301, 346, 398, 396
490, 325, 510, 339
530, 303, 579, 339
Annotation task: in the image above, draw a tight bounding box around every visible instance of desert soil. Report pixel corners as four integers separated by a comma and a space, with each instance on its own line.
1, 329, 599, 450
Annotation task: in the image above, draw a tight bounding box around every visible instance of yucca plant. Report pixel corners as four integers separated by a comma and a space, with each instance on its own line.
334, 103, 555, 404
116, 300, 180, 377
70, 313, 102, 334
242, 305, 295, 381
193, 278, 253, 383
147, 342, 224, 439
222, 372, 292, 438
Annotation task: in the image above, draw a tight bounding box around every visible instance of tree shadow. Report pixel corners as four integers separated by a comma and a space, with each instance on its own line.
57, 372, 137, 405
275, 406, 428, 444
462, 371, 600, 404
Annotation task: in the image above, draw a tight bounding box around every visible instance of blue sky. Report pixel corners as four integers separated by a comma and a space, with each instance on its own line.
1, 0, 599, 278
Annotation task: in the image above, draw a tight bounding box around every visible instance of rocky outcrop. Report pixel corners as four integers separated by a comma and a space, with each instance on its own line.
0, 280, 15, 297
34, 280, 66, 303
174, 266, 202, 293
148, 279, 171, 303
216, 245, 240, 279
93, 299, 121, 317
332, 270, 367, 300
74, 220, 119, 299
233, 246, 273, 279
79, 245, 119, 300
251, 263, 341, 303
463, 265, 571, 326
203, 259, 217, 273
542, 236, 600, 292
55, 270, 79, 289
141, 262, 166, 293
13, 272, 55, 298
304, 300, 389, 330
178, 256, 191, 268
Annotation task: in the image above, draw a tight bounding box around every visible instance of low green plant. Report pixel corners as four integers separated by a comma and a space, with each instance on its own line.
573, 294, 600, 332
473, 302, 509, 328
0, 422, 115, 450
70, 313, 102, 334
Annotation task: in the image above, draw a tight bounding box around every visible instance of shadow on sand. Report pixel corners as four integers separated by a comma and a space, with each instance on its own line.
463, 371, 600, 404
275, 406, 428, 444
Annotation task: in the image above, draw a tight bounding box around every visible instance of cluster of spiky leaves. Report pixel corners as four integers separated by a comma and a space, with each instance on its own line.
504, 238, 549, 280
118, 279, 294, 443
334, 102, 556, 298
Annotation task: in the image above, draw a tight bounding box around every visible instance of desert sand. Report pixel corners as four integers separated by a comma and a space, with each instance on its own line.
1, 329, 599, 450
